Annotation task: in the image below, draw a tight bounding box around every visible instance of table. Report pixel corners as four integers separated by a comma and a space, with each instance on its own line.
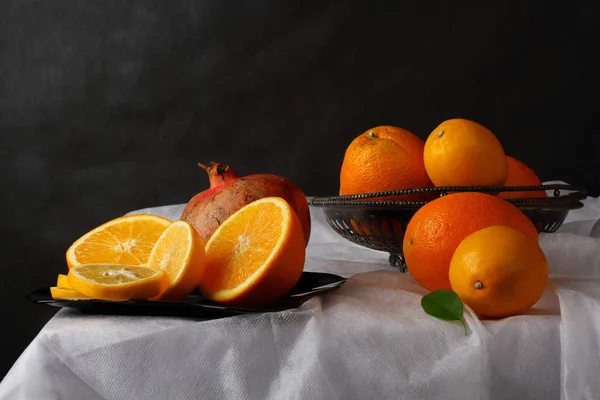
2, 196, 600, 400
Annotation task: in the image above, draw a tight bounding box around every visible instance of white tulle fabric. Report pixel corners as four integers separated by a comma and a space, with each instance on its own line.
2, 192, 600, 400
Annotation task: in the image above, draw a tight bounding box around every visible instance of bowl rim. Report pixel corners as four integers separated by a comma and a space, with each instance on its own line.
310, 184, 586, 211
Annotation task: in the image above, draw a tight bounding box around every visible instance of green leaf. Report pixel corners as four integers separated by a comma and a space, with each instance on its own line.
421, 290, 467, 335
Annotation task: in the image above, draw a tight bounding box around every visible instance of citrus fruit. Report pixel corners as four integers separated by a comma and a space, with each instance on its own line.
146, 220, 207, 301
449, 225, 548, 318
66, 214, 171, 269
339, 126, 432, 200
403, 192, 538, 292
50, 287, 90, 300
200, 196, 306, 307
56, 274, 70, 288
423, 118, 508, 187
67, 264, 165, 301
499, 156, 546, 199
350, 218, 404, 238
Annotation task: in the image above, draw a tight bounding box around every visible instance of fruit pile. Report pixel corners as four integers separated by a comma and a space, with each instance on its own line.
339, 118, 549, 318
53, 166, 310, 307
340, 119, 545, 198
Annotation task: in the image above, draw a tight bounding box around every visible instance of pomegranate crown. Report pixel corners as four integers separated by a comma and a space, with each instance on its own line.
198, 161, 229, 175
197, 161, 238, 186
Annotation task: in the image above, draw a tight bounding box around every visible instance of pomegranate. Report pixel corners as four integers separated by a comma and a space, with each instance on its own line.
181, 162, 311, 246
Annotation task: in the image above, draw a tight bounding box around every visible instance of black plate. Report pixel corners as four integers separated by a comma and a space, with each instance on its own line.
26, 272, 346, 320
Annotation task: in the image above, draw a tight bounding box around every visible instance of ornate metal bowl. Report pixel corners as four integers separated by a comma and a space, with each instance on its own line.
310, 185, 587, 271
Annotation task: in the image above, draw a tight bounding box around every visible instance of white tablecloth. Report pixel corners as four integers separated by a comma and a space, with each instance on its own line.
2, 193, 600, 400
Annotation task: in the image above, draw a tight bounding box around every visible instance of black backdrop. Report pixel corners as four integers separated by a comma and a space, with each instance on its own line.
1, 0, 598, 378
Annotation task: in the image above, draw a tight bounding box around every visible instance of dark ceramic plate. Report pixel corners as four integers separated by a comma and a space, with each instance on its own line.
27, 272, 346, 319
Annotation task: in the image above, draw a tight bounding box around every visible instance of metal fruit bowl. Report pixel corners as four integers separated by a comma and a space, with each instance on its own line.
309, 184, 587, 271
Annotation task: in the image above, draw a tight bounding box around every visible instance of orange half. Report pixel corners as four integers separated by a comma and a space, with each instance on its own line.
200, 197, 306, 307
66, 214, 171, 269
147, 220, 207, 301
67, 263, 165, 301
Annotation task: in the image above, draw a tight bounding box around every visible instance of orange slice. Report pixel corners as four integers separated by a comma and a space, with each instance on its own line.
56, 274, 70, 288
146, 220, 207, 301
50, 287, 90, 300
67, 264, 165, 301
200, 196, 306, 307
66, 214, 171, 269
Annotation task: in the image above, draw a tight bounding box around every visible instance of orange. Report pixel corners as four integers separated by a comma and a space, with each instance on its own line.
66, 214, 171, 269
339, 126, 432, 200
403, 192, 538, 292
500, 156, 546, 199
146, 220, 207, 301
50, 287, 90, 300
56, 274, 70, 288
449, 225, 548, 318
200, 197, 306, 307
424, 118, 508, 187
67, 264, 165, 301
350, 218, 405, 238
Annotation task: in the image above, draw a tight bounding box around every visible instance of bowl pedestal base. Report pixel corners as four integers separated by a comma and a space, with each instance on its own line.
388, 253, 408, 273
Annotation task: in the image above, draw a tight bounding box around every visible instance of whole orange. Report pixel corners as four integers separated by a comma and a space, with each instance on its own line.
449, 225, 548, 318
339, 126, 432, 199
402, 192, 538, 292
424, 118, 508, 187
499, 156, 546, 199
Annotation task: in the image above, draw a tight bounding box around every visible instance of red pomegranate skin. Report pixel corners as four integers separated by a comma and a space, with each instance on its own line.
180, 162, 311, 246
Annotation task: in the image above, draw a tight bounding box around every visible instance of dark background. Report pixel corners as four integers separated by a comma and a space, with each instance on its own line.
1, 0, 598, 379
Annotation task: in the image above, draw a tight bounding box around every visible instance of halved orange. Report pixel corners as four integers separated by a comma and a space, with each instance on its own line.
66, 214, 171, 269
200, 197, 306, 307
50, 287, 90, 300
146, 220, 207, 301
67, 264, 165, 301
